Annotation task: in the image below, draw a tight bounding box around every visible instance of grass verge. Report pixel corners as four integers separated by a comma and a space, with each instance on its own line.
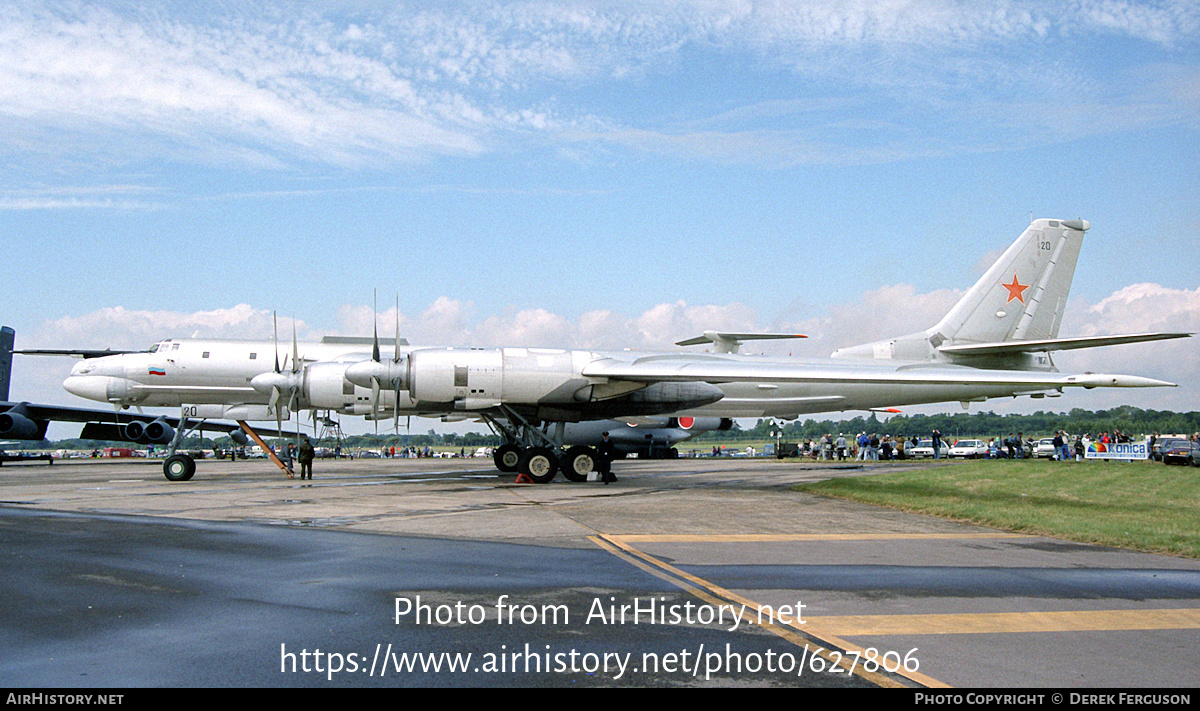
794, 458, 1200, 558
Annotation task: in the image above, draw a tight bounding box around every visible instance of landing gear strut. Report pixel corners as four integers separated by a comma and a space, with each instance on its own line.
482, 408, 596, 484
160, 409, 201, 481
158, 408, 293, 481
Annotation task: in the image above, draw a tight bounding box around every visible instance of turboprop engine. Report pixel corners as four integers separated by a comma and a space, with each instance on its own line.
344, 347, 725, 419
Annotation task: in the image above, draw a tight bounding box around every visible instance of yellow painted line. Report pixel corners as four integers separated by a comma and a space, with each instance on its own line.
592, 531, 1200, 688
806, 608, 1200, 636
609, 533, 1031, 543
591, 534, 947, 688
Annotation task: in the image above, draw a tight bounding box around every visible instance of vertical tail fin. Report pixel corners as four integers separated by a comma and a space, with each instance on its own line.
0, 326, 13, 402
833, 219, 1088, 362
930, 219, 1087, 346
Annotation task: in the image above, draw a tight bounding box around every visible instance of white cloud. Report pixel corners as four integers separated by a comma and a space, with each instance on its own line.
27, 304, 305, 349
1, 1, 1195, 174
1053, 283, 1200, 411
764, 284, 962, 355
0, 3, 485, 169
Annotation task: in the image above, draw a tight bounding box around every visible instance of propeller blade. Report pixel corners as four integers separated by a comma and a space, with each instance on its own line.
372, 289, 381, 364
394, 293, 402, 431
371, 376, 381, 435
394, 293, 401, 363
291, 320, 300, 374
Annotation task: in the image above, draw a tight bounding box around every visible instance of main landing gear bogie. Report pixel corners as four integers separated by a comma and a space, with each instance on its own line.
496, 444, 598, 483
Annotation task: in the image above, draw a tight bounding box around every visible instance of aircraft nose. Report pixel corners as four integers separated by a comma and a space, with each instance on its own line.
63, 375, 116, 403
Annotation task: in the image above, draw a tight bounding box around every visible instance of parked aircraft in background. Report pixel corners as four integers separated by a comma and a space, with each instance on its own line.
55, 219, 1187, 482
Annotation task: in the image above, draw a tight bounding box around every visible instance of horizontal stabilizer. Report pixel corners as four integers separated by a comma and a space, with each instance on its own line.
676, 331, 806, 354
14, 348, 144, 359
939, 332, 1191, 357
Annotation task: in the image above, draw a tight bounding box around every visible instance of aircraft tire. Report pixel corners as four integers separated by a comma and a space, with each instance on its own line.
520, 447, 558, 484
163, 454, 196, 482
494, 444, 522, 473
561, 446, 595, 482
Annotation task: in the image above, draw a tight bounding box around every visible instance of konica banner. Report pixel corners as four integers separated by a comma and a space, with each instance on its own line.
1085, 440, 1150, 460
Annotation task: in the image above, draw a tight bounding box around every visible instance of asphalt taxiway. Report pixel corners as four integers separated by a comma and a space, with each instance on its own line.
1, 455, 1197, 687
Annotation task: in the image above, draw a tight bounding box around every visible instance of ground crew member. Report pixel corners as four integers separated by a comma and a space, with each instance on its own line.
597, 432, 616, 484
298, 435, 315, 480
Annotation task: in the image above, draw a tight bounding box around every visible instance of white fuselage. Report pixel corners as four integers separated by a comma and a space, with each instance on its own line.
62, 336, 1075, 423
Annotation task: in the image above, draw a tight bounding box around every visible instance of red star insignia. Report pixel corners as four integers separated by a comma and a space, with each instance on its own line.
1001, 274, 1029, 304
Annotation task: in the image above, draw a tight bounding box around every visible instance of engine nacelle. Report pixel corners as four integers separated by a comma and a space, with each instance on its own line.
302, 361, 381, 415
0, 404, 46, 440
143, 417, 174, 444
229, 429, 249, 446
401, 347, 725, 417
123, 420, 145, 440
303, 361, 356, 412
603, 381, 725, 417
123, 417, 175, 444
408, 348, 507, 404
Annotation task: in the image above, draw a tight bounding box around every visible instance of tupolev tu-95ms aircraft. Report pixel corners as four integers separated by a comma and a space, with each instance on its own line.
59, 219, 1187, 482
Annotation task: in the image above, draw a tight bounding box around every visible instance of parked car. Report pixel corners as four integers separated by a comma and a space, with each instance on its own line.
948, 439, 988, 459
1152, 437, 1188, 462
1161, 440, 1200, 466
1034, 438, 1058, 458
908, 439, 951, 459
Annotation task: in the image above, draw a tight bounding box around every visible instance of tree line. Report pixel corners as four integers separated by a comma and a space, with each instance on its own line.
7, 406, 1197, 450
690, 406, 1200, 443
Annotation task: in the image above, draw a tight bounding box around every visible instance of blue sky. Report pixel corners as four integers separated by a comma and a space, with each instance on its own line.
1, 1, 1197, 435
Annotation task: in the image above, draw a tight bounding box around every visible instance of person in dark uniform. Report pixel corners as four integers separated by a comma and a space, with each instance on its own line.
298, 435, 315, 480
597, 431, 616, 484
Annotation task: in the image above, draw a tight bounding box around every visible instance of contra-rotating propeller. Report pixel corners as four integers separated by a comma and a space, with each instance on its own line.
344, 293, 407, 429
250, 313, 304, 435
